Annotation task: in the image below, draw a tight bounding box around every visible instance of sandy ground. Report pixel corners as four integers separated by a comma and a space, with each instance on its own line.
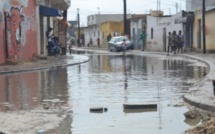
0, 111, 65, 134
185, 117, 215, 134
0, 101, 72, 134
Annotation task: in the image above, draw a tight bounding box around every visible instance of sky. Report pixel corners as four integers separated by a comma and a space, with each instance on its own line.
68, 0, 186, 26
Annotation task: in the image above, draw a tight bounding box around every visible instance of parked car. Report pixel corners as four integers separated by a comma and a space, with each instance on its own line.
108, 36, 134, 52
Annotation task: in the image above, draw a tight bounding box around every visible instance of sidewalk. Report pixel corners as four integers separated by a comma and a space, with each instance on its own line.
0, 54, 89, 75
0, 48, 215, 112
181, 53, 215, 112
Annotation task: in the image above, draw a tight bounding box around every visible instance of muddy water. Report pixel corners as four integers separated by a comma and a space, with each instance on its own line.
67, 54, 208, 134
0, 53, 209, 134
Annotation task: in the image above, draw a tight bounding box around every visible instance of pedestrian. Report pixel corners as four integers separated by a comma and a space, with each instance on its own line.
122, 38, 126, 55
177, 30, 184, 53
107, 33, 112, 42
46, 27, 53, 56
88, 38, 93, 47
167, 32, 172, 56
140, 31, 146, 51
97, 37, 100, 48
172, 31, 179, 54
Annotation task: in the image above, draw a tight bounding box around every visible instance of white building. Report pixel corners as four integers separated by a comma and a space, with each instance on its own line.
130, 16, 147, 49
146, 11, 184, 52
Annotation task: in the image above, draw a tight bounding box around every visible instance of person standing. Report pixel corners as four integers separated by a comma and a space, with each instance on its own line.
122, 39, 126, 55
140, 31, 146, 51
167, 32, 172, 56
172, 31, 179, 54
46, 27, 53, 56
178, 30, 184, 53
97, 37, 100, 48
107, 33, 112, 42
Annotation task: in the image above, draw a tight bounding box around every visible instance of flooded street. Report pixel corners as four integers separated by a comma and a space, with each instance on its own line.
0, 52, 209, 134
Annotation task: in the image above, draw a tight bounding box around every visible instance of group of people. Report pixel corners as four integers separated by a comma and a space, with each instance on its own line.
167, 30, 184, 56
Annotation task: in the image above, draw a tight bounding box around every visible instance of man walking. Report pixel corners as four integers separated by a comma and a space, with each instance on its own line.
97, 37, 100, 48
167, 32, 172, 56
178, 30, 184, 53
140, 31, 146, 51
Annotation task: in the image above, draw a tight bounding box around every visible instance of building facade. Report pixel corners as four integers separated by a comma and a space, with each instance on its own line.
0, 0, 38, 64
192, 9, 215, 52
36, 0, 70, 57
186, 0, 215, 11
130, 15, 147, 49
146, 11, 184, 52
85, 14, 132, 48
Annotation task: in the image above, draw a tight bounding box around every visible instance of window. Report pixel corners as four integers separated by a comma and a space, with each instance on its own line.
151, 28, 154, 39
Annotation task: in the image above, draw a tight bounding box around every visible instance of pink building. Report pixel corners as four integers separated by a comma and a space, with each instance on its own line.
0, 0, 37, 64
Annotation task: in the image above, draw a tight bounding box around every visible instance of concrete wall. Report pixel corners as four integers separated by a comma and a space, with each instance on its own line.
0, 0, 37, 64
193, 10, 215, 51
146, 12, 183, 52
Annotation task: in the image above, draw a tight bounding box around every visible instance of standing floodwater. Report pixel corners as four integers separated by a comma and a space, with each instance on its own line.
0, 53, 209, 134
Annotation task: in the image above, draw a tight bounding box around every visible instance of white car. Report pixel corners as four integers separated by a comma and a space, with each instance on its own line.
108, 36, 134, 52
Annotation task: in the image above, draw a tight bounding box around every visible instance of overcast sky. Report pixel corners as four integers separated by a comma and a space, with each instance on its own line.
68, 0, 186, 26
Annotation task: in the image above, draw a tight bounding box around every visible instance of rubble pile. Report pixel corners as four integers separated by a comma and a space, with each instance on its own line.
185, 117, 215, 134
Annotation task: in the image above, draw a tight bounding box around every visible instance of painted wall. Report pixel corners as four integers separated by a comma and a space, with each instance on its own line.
0, 0, 37, 63
85, 21, 124, 48
193, 10, 215, 51
0, 0, 5, 64
146, 12, 183, 52
100, 21, 124, 48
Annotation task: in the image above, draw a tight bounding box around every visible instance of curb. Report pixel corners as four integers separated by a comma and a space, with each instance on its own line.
180, 54, 215, 112
0, 55, 90, 75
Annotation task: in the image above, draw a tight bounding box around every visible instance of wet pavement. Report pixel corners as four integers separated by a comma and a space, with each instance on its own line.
0, 48, 212, 134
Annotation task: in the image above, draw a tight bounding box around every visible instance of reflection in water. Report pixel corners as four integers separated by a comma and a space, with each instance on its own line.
68, 54, 208, 134
0, 68, 69, 112
0, 54, 209, 134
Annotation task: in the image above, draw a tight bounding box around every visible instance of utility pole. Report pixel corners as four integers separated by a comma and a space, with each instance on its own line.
202, 0, 206, 53
123, 0, 127, 35
77, 8, 81, 47
176, 3, 178, 13
97, 7, 100, 14
169, 8, 171, 15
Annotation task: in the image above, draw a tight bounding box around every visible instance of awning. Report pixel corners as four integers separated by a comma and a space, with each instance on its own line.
39, 5, 62, 17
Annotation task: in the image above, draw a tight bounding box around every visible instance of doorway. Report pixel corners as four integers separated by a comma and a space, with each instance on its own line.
163, 28, 166, 51
132, 28, 136, 49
